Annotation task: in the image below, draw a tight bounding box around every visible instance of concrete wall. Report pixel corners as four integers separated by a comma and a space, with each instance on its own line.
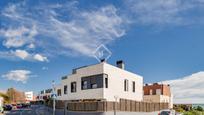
57, 62, 143, 102
103, 63, 143, 102
143, 95, 172, 108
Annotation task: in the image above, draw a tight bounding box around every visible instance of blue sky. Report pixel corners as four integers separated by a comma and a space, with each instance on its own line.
1, 0, 204, 103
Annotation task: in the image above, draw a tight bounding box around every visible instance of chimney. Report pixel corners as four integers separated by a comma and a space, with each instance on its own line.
116, 60, 125, 69
100, 59, 106, 63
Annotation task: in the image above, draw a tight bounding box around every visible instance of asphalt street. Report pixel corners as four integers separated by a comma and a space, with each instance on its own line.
4, 105, 52, 115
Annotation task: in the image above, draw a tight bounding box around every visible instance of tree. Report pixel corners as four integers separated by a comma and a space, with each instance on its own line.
195, 106, 203, 111
0, 92, 9, 104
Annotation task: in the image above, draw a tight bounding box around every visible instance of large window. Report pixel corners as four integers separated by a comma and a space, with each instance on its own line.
64, 85, 67, 94
124, 79, 129, 92
57, 89, 61, 96
132, 81, 135, 92
90, 77, 97, 89
81, 74, 106, 90
71, 82, 77, 93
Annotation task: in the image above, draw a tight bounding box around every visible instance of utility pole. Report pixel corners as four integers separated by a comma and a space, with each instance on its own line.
52, 80, 56, 115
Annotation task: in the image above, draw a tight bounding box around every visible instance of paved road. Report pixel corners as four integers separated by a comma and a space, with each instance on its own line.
5, 105, 52, 115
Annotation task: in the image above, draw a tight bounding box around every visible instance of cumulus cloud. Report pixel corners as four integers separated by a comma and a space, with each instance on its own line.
162, 72, 204, 104
1, 70, 32, 83
0, 50, 48, 62
0, 1, 126, 59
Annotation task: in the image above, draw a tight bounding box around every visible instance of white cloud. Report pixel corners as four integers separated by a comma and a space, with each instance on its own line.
0, 2, 126, 58
162, 72, 204, 104
14, 49, 29, 59
0, 26, 37, 48
33, 54, 48, 62
2, 70, 32, 83
125, 0, 204, 25
0, 50, 48, 62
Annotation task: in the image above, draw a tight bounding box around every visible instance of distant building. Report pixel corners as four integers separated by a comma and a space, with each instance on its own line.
55, 60, 143, 102
25, 91, 34, 102
143, 83, 173, 108
7, 88, 26, 104
36, 89, 52, 101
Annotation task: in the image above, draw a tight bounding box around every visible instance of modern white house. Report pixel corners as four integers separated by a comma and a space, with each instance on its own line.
55, 60, 143, 102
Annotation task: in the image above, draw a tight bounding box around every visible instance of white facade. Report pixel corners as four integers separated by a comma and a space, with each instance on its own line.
56, 62, 143, 102
25, 91, 34, 101
143, 93, 173, 108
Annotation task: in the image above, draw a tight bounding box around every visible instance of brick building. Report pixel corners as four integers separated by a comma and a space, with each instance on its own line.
143, 83, 173, 108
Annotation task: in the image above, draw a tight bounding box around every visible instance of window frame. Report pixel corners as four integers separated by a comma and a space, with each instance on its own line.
57, 89, 61, 96
64, 85, 67, 94
132, 81, 135, 93
124, 79, 129, 92
105, 76, 108, 88
71, 82, 77, 93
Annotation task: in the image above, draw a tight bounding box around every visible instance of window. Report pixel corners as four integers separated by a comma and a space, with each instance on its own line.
90, 76, 98, 89
82, 80, 88, 90
132, 81, 135, 92
124, 79, 129, 91
71, 82, 77, 93
105, 77, 108, 88
150, 89, 153, 95
57, 89, 61, 96
64, 85, 67, 94
156, 89, 161, 95
91, 83, 97, 89
81, 74, 106, 90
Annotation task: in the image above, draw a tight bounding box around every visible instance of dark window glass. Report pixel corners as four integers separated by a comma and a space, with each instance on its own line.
81, 74, 107, 90
105, 77, 108, 88
82, 80, 88, 90
71, 82, 77, 93
91, 83, 98, 89
124, 79, 128, 91
64, 85, 67, 94
57, 89, 61, 96
132, 81, 135, 92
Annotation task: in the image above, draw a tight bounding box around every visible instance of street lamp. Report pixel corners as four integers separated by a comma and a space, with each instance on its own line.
52, 80, 56, 115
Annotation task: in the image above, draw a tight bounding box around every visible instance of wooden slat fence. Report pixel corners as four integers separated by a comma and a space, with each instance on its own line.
49, 99, 169, 112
